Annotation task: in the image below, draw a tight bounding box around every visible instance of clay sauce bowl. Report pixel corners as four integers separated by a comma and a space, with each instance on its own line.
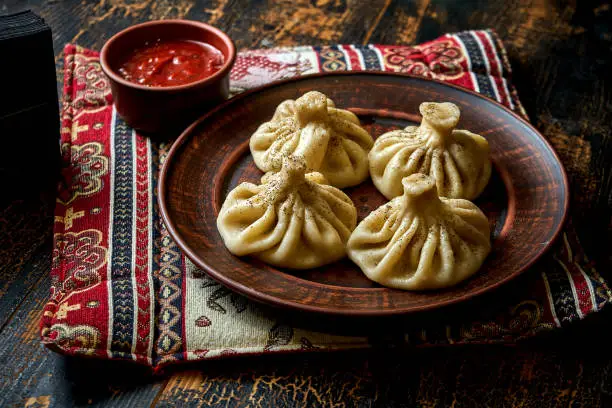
100, 20, 236, 134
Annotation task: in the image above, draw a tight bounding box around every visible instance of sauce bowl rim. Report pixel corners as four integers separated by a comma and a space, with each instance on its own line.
100, 19, 236, 92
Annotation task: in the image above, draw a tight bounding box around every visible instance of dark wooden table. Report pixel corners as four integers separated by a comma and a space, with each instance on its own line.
1, 0, 611, 406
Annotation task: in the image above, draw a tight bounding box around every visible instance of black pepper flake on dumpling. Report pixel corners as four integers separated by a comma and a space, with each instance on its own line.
217, 156, 357, 269
347, 174, 491, 290
369, 102, 491, 200
249, 91, 374, 188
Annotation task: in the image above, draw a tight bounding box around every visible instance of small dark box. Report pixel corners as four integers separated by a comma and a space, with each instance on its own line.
0, 10, 60, 196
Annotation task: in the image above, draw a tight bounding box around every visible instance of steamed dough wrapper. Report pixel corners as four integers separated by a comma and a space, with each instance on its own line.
347, 174, 491, 290
249, 91, 374, 188
217, 157, 357, 269
369, 102, 491, 200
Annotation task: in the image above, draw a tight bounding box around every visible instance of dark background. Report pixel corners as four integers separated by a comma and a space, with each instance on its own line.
1, 0, 611, 406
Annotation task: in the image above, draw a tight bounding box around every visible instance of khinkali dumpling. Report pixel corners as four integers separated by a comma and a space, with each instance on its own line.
347, 174, 490, 290
249, 91, 374, 188
217, 156, 357, 269
369, 102, 491, 200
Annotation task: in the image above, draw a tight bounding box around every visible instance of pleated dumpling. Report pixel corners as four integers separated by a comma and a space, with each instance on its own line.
369, 102, 491, 200
249, 91, 374, 188
217, 156, 357, 269
347, 174, 490, 290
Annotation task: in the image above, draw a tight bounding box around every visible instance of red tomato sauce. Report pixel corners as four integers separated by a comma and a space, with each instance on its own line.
117, 39, 224, 87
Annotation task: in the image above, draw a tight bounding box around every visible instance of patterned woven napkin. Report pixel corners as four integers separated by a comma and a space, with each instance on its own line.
41, 29, 611, 368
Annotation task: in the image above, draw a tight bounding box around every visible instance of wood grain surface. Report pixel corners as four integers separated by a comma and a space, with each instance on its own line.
1, 0, 611, 406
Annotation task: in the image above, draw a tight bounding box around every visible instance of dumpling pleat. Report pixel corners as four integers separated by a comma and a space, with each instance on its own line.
314, 185, 357, 229
441, 150, 463, 198
375, 216, 420, 281
429, 150, 446, 196
323, 138, 353, 171
252, 121, 300, 171
333, 119, 373, 150
407, 220, 427, 272
251, 120, 291, 150
435, 223, 456, 284
271, 100, 296, 120
259, 195, 305, 265
293, 123, 330, 170
404, 146, 427, 175
309, 200, 352, 242
240, 199, 288, 252
374, 147, 423, 199
412, 222, 440, 284
220, 204, 274, 255
328, 107, 360, 125
350, 204, 401, 244
447, 212, 490, 247
304, 209, 344, 253
223, 182, 259, 203
320, 138, 369, 188
446, 202, 490, 232
370, 136, 407, 174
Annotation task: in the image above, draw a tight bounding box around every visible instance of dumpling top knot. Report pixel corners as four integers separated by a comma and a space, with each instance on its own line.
419, 102, 461, 136
257, 156, 309, 205
279, 155, 308, 184
400, 173, 440, 212
295, 91, 329, 125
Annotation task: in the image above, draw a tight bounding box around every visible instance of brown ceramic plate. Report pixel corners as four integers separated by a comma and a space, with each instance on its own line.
159, 72, 569, 316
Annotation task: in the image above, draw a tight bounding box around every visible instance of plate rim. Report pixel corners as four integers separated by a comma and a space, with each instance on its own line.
159, 71, 570, 316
